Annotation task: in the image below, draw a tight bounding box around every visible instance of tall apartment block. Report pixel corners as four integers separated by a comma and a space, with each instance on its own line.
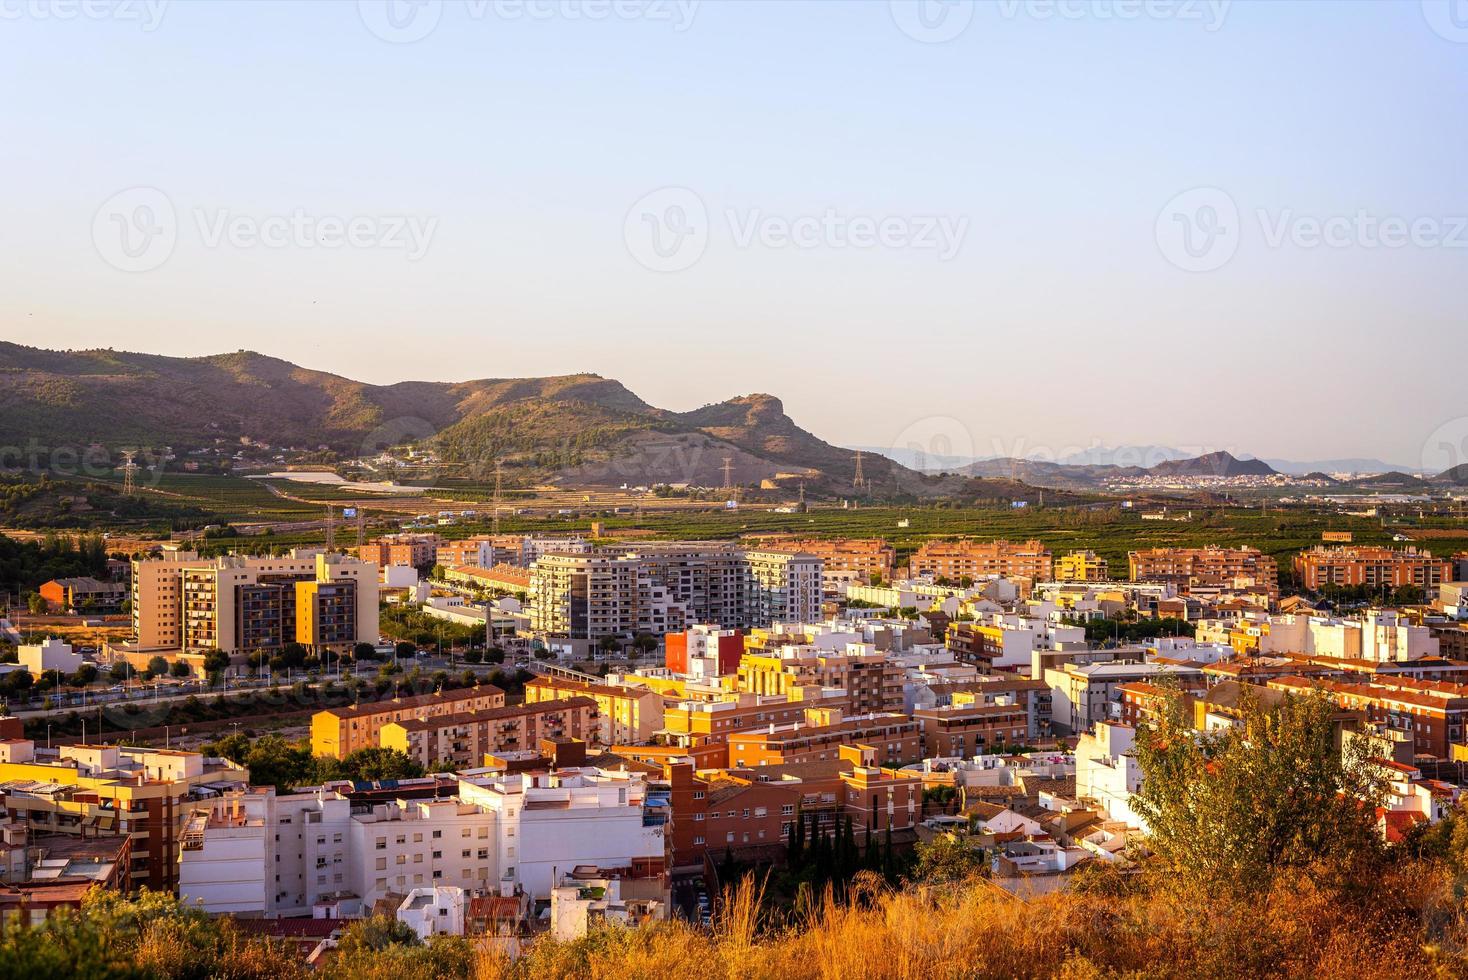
131, 548, 380, 654
528, 544, 822, 639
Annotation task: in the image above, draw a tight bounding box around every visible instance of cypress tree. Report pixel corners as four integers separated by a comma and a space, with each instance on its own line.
864, 828, 880, 871
882, 823, 895, 882
788, 806, 805, 866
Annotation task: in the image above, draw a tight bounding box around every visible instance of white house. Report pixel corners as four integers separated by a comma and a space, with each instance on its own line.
18, 638, 83, 677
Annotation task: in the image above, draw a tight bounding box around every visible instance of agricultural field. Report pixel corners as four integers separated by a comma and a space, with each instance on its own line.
14, 469, 1468, 576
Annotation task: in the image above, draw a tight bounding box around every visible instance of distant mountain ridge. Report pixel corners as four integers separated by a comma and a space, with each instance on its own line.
0, 343, 942, 494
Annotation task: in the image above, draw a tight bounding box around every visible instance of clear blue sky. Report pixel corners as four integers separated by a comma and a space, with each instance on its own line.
3, 1, 1466, 468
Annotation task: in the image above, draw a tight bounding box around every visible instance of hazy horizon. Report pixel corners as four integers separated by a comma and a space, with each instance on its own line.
4, 1, 1466, 470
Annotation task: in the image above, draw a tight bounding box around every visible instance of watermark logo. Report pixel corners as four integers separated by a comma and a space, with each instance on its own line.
1257, 210, 1468, 250
889, 415, 976, 472
1157, 186, 1468, 272
996, 0, 1229, 30
1422, 417, 1468, 484
1422, 0, 1468, 43
1155, 186, 1238, 272
92, 187, 177, 273
624, 189, 969, 272
624, 186, 709, 273
358, 0, 698, 43
890, 0, 974, 43
358, 0, 443, 43
92, 189, 439, 272
0, 0, 169, 31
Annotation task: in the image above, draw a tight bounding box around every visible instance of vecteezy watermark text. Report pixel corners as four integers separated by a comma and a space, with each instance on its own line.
358, 0, 698, 44
93, 187, 438, 272
1157, 186, 1468, 272
0, 0, 167, 30
890, 0, 1229, 43
624, 187, 968, 272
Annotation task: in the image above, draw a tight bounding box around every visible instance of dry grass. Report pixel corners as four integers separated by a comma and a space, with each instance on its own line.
474, 864, 1465, 980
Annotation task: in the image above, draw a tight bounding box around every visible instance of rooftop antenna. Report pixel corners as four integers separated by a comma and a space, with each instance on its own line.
324, 504, 335, 553
356, 508, 365, 549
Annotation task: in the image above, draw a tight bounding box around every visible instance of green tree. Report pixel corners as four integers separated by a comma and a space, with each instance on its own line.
320, 747, 425, 783
1132, 686, 1386, 894
333, 914, 420, 957
204, 733, 315, 792
146, 656, 169, 677
169, 661, 191, 678
68, 663, 99, 687
912, 833, 984, 884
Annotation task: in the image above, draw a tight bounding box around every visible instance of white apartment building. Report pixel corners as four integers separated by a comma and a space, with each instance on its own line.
180, 768, 666, 915
1044, 661, 1203, 735
529, 545, 822, 639
180, 787, 355, 916
1075, 721, 1147, 831
1206, 610, 1440, 663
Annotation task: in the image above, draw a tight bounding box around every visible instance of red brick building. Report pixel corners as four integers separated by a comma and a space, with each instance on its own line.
726, 713, 920, 769
912, 703, 1030, 758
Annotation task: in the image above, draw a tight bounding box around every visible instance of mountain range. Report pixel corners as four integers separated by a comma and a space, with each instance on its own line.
0, 343, 960, 496
868, 444, 1416, 477
4, 342, 1451, 498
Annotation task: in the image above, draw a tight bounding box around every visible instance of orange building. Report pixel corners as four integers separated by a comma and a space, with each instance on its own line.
663, 754, 923, 870
912, 702, 1030, 757
357, 534, 439, 569
726, 713, 920, 769
435, 536, 495, 568
661, 692, 845, 754
442, 564, 533, 592
909, 539, 1052, 582
1129, 546, 1279, 597
1293, 546, 1451, 592
379, 697, 598, 769
524, 675, 666, 745
754, 538, 897, 588
737, 649, 904, 716
310, 684, 506, 758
